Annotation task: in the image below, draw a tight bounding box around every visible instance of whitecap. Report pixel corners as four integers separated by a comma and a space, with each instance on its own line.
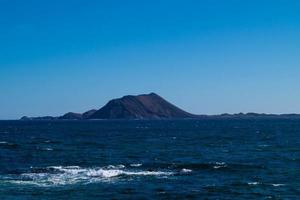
86, 169, 123, 178
3, 165, 174, 187
3, 180, 44, 186
213, 162, 227, 169
248, 182, 260, 185
130, 163, 142, 167
105, 164, 125, 169
181, 168, 192, 173
124, 171, 173, 176
213, 166, 222, 169
271, 184, 285, 187
0, 141, 8, 144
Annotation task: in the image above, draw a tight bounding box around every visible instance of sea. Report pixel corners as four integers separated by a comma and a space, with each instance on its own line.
0, 119, 299, 199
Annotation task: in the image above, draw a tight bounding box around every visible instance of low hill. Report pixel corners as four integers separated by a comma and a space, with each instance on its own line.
89, 93, 195, 119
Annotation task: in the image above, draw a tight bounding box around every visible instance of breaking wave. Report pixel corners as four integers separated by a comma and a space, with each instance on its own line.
1, 165, 175, 187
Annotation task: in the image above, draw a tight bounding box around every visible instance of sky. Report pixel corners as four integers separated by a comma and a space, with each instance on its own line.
1, 0, 300, 119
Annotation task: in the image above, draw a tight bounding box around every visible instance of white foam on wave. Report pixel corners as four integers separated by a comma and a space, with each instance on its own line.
213, 162, 227, 169
181, 168, 192, 173
130, 163, 142, 167
248, 182, 261, 185
3, 165, 174, 187
106, 164, 125, 169
213, 166, 222, 169
247, 182, 285, 187
271, 184, 285, 187
0, 141, 8, 144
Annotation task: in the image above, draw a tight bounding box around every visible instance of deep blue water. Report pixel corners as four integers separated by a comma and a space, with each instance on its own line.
0, 119, 299, 199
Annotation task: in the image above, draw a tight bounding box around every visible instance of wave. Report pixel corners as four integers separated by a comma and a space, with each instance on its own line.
248, 182, 261, 185
1, 165, 176, 187
0, 141, 19, 148
130, 163, 142, 167
0, 161, 266, 187
246, 182, 285, 187
163, 162, 263, 171
271, 184, 285, 187
213, 162, 227, 169
181, 168, 192, 173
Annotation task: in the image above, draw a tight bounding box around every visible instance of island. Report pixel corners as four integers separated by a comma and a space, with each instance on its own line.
21, 93, 300, 120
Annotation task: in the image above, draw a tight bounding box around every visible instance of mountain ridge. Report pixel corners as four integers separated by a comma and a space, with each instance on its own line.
20, 93, 300, 120
21, 93, 196, 120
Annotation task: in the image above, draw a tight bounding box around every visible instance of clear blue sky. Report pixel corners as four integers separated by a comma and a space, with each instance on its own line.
1, 0, 300, 119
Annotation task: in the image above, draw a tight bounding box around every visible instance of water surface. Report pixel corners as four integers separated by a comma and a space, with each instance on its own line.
0, 119, 299, 199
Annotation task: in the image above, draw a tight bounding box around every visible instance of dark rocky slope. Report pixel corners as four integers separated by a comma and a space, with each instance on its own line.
58, 112, 83, 120
89, 93, 195, 119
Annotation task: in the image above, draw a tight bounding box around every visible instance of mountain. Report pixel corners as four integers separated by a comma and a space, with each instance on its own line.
56, 110, 98, 120
89, 93, 195, 119
20, 93, 196, 120
82, 109, 97, 119
19, 92, 300, 120
58, 112, 83, 120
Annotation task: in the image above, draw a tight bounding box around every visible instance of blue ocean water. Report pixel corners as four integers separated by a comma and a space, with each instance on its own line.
0, 119, 299, 199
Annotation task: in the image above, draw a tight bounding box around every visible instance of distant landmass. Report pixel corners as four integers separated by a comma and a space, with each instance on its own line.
21, 93, 300, 120
90, 93, 195, 119
21, 93, 195, 120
